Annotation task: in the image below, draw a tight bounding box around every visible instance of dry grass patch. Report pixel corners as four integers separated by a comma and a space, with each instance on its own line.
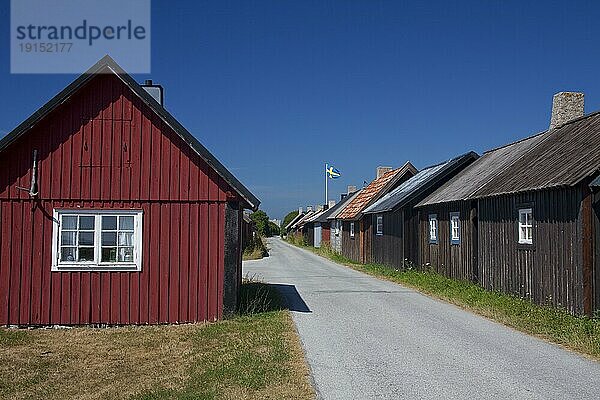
0, 282, 314, 400
0, 324, 196, 400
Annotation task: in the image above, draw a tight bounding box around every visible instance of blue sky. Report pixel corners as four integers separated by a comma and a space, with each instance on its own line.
1, 1, 600, 219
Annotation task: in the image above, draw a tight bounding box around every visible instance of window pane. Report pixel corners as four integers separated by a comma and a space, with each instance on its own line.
61, 247, 76, 262
102, 247, 117, 262
79, 216, 95, 230
61, 231, 76, 246
118, 232, 134, 246
119, 216, 134, 230
102, 232, 117, 246
78, 247, 94, 262
62, 216, 77, 229
118, 247, 134, 262
79, 232, 95, 246
102, 216, 117, 230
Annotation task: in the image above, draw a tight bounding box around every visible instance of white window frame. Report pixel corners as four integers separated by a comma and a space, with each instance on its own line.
376, 215, 383, 235
450, 212, 460, 244
518, 208, 533, 245
52, 209, 143, 272
350, 222, 355, 238
334, 220, 340, 236
428, 214, 438, 243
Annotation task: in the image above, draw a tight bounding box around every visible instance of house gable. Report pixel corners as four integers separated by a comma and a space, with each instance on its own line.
0, 56, 259, 209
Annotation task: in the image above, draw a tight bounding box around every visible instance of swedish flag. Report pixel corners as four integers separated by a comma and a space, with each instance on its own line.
326, 165, 341, 179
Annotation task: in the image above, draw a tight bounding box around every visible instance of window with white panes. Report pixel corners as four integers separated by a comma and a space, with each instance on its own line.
518, 208, 533, 245
350, 222, 355, 238
52, 210, 143, 271
450, 212, 460, 244
376, 215, 383, 235
428, 214, 438, 243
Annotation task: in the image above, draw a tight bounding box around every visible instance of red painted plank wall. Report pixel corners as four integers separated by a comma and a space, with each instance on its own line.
0, 74, 237, 325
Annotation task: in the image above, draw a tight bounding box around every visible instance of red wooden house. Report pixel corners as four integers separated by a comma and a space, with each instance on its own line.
0, 56, 260, 326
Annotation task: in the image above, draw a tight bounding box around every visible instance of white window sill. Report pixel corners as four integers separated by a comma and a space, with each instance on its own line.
52, 263, 141, 272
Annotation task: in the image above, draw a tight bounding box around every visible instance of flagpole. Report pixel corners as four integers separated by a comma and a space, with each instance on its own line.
325, 162, 328, 206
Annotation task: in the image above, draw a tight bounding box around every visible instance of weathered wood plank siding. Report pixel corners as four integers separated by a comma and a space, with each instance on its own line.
478, 187, 585, 314
341, 220, 361, 262
371, 211, 403, 268
419, 202, 475, 281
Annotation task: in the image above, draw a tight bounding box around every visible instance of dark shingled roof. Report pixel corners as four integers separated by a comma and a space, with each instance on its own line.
364, 152, 478, 214
314, 192, 358, 223
419, 110, 600, 206
417, 133, 547, 206
473, 112, 600, 197
0, 55, 260, 210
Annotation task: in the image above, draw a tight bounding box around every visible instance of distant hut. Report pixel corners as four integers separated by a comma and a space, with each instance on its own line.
337, 164, 416, 263
363, 152, 478, 269
327, 188, 362, 254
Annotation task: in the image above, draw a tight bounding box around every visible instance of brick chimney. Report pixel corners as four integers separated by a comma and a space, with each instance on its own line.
376, 166, 393, 178
549, 92, 584, 129
347, 185, 357, 194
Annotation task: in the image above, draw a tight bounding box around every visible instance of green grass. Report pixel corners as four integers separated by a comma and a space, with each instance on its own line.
289, 239, 600, 360
243, 236, 270, 261
0, 282, 314, 400
0, 329, 30, 347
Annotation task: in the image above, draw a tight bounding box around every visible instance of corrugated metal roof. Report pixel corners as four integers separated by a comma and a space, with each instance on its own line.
417, 132, 547, 206
473, 112, 600, 197
337, 162, 417, 220
364, 152, 478, 214
327, 190, 363, 220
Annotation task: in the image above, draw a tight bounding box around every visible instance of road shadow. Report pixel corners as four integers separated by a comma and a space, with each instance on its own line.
238, 282, 311, 315
270, 284, 312, 313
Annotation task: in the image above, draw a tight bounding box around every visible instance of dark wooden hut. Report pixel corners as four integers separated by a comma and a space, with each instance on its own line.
337, 163, 416, 263
363, 152, 478, 269
417, 93, 600, 315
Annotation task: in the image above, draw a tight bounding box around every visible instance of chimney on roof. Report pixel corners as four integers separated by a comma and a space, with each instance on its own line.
317, 205, 324, 212
298, 207, 303, 214
307, 205, 313, 212
549, 92, 584, 129
376, 166, 393, 179
141, 79, 164, 106
347, 185, 357, 194
328, 200, 336, 209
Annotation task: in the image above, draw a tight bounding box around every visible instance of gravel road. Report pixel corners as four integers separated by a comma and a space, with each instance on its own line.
243, 238, 600, 400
